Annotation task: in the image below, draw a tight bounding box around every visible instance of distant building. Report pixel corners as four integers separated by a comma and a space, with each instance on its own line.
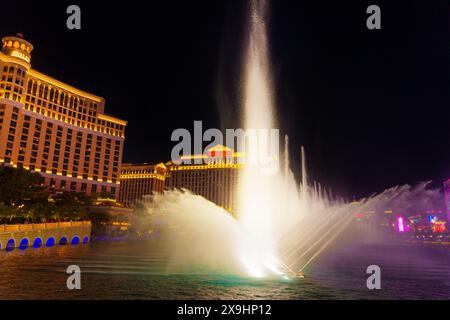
0, 34, 127, 198
444, 179, 450, 222
119, 163, 166, 207
165, 145, 242, 213
87, 197, 133, 233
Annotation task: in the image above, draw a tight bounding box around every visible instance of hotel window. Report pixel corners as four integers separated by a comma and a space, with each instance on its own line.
27, 80, 32, 93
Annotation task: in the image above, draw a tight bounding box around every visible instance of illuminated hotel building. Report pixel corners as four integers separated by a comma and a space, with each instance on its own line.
165, 145, 242, 213
0, 34, 126, 198
119, 163, 167, 207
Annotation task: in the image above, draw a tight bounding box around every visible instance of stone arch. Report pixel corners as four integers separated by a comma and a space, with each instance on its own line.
33, 237, 43, 248
59, 236, 68, 245
71, 236, 80, 245
19, 238, 29, 250
45, 237, 55, 247
82, 236, 89, 244
6, 239, 15, 251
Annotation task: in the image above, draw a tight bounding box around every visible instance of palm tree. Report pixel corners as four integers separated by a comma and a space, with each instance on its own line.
0, 202, 20, 224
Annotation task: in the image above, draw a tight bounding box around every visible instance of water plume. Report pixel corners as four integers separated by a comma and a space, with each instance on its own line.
143, 0, 444, 278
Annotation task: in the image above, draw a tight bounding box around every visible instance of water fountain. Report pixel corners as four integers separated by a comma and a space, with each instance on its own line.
146, 0, 444, 279
146, 0, 354, 278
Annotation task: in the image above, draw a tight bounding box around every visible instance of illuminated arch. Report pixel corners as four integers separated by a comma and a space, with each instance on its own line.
82, 236, 89, 244
45, 237, 55, 247
33, 237, 43, 248
59, 237, 68, 245
43, 85, 49, 99
6, 239, 15, 251
32, 82, 37, 95
71, 236, 80, 245
27, 79, 33, 94
19, 238, 29, 250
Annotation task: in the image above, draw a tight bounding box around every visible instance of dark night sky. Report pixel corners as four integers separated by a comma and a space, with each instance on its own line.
1, 0, 449, 199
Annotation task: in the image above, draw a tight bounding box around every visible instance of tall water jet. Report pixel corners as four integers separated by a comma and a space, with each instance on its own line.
237, 0, 280, 275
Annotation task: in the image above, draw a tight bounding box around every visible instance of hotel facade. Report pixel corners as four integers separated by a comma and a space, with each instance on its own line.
119, 163, 167, 207
165, 145, 242, 213
0, 34, 126, 198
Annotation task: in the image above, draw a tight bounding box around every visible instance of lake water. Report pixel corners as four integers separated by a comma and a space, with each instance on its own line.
0, 240, 449, 299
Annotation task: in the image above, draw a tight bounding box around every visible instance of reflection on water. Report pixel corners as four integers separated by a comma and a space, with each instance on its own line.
0, 240, 449, 299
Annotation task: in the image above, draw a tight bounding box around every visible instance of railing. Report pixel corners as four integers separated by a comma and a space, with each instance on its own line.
0, 221, 91, 233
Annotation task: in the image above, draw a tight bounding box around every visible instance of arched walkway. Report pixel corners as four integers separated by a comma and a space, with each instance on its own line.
82, 236, 89, 244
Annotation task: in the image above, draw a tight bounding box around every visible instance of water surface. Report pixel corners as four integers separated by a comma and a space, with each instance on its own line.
0, 240, 449, 299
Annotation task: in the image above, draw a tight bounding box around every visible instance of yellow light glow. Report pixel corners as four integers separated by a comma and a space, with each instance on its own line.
10, 50, 30, 62
97, 113, 128, 126
27, 69, 104, 102
169, 164, 242, 171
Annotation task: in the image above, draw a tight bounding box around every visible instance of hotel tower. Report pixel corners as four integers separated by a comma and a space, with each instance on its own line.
165, 145, 242, 213
119, 163, 167, 207
0, 34, 127, 198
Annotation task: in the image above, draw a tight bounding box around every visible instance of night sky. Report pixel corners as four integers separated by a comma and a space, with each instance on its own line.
1, 0, 449, 199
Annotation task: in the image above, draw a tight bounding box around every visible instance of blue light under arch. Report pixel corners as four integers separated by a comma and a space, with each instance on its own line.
82, 236, 89, 244
71, 236, 80, 245
46, 237, 55, 247
6, 239, 15, 251
59, 237, 68, 245
33, 238, 43, 248
19, 238, 29, 250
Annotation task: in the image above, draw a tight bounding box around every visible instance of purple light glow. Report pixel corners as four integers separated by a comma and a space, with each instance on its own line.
398, 217, 405, 232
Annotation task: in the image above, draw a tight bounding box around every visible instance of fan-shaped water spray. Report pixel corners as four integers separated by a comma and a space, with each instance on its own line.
142, 0, 444, 279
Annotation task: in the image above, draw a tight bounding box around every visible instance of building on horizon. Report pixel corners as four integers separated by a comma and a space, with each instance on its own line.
165, 144, 242, 213
444, 179, 450, 222
0, 34, 127, 198
119, 163, 167, 207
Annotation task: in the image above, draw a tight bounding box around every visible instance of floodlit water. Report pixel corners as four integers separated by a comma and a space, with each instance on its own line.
1, 240, 449, 300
